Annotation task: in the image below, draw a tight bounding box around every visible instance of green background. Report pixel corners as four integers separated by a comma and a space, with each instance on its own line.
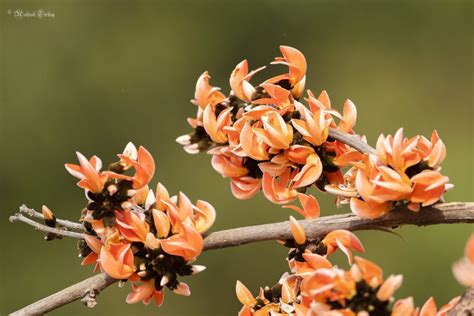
1, 0, 472, 315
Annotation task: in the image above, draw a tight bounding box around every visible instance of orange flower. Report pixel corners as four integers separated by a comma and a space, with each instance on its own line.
376, 128, 421, 173
300, 268, 356, 303
230, 177, 262, 200
292, 154, 323, 189
239, 122, 270, 161
262, 168, 298, 204
322, 230, 365, 265
409, 170, 450, 208
115, 210, 149, 243
258, 155, 292, 177
349, 157, 411, 219
292, 108, 329, 146
154, 182, 170, 211
452, 234, 474, 287
160, 220, 204, 260
118, 142, 138, 170
192, 200, 216, 234
266, 45, 307, 98
65, 152, 107, 193
81, 234, 101, 271
283, 193, 320, 219
192, 71, 226, 110
230, 60, 265, 102
306, 90, 332, 112
203, 106, 232, 143
284, 145, 315, 165
337, 99, 357, 133
253, 111, 293, 150
235, 277, 294, 315
126, 279, 164, 306
99, 242, 135, 280
332, 140, 365, 167
254, 83, 293, 110
305, 90, 358, 134
293, 253, 333, 275
151, 209, 171, 238
417, 130, 446, 169
111, 146, 155, 189
211, 152, 248, 178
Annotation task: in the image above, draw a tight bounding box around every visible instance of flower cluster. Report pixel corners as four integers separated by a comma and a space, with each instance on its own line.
177, 46, 451, 219
236, 258, 460, 316
328, 129, 452, 218
66, 143, 216, 306
236, 221, 461, 316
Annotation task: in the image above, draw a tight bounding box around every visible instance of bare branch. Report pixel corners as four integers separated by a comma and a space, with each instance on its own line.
19, 204, 85, 231
9, 202, 474, 315
9, 213, 84, 239
203, 202, 474, 250
9, 273, 117, 316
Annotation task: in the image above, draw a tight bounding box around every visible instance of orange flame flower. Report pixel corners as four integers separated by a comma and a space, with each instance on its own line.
65, 152, 107, 193
192, 71, 226, 110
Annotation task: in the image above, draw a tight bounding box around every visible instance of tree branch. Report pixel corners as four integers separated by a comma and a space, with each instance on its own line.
203, 202, 474, 250
9, 202, 474, 315
18, 204, 84, 231
9, 273, 117, 316
9, 213, 84, 239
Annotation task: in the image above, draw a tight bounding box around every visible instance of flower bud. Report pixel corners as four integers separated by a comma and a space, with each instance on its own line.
289, 216, 306, 245
42, 205, 56, 228
173, 282, 191, 296
191, 265, 206, 275
107, 184, 118, 196
235, 281, 257, 306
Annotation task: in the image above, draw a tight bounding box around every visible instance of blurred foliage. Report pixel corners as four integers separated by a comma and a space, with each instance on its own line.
1, 0, 472, 315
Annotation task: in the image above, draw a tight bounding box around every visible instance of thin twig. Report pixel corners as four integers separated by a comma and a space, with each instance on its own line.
328, 128, 377, 155
19, 204, 84, 231
9, 213, 84, 239
9, 202, 474, 315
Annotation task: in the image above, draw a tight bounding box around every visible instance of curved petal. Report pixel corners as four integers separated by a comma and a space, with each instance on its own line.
350, 198, 392, 219
193, 200, 216, 233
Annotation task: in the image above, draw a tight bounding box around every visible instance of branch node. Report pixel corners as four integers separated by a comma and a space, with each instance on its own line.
19, 204, 34, 216
9, 214, 19, 223
81, 289, 99, 309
